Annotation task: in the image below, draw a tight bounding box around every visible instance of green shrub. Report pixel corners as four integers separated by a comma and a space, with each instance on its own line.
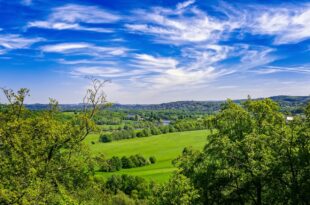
108, 156, 123, 172
105, 175, 149, 199
100, 133, 112, 142
149, 156, 156, 164
121, 156, 135, 169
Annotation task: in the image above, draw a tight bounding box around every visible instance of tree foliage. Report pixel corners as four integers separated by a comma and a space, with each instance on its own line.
151, 173, 200, 205
0, 79, 108, 204
174, 99, 310, 205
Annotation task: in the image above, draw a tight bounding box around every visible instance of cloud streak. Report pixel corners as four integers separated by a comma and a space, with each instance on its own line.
28, 4, 121, 33
125, 2, 242, 45
0, 34, 43, 54
126, 2, 310, 45
248, 4, 310, 44
41, 42, 129, 57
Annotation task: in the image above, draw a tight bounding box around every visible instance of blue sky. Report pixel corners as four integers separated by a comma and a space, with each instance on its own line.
0, 0, 310, 104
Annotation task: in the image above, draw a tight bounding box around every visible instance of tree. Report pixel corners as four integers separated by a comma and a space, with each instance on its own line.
121, 156, 135, 169
151, 173, 200, 205
0, 79, 109, 204
100, 133, 112, 142
108, 156, 123, 171
105, 175, 149, 199
135, 154, 149, 166
174, 99, 310, 204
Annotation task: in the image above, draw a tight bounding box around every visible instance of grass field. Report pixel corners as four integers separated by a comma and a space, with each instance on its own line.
85, 130, 209, 182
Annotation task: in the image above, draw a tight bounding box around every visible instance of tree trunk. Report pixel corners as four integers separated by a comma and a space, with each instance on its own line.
256, 180, 262, 205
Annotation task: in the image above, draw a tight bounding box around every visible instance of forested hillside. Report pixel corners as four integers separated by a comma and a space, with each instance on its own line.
25, 95, 310, 114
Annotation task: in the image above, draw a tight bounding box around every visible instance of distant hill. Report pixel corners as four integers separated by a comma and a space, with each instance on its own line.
25, 95, 310, 114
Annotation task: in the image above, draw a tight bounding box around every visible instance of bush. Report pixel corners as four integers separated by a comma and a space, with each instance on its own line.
100, 133, 112, 142
105, 175, 149, 199
135, 154, 149, 166
129, 155, 139, 168
142, 128, 151, 137
136, 130, 144, 138
150, 126, 161, 135
99, 160, 111, 172
121, 156, 135, 169
151, 174, 199, 205
149, 156, 156, 164
108, 156, 123, 172
109, 191, 136, 205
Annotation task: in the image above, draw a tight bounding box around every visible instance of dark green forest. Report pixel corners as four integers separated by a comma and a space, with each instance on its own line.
26, 95, 310, 114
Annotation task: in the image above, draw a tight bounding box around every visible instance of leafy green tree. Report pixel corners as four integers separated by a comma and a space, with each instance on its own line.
135, 154, 149, 166
175, 99, 310, 205
100, 133, 112, 142
150, 126, 161, 135
108, 156, 123, 171
121, 156, 135, 169
151, 173, 200, 205
105, 175, 149, 199
0, 79, 109, 204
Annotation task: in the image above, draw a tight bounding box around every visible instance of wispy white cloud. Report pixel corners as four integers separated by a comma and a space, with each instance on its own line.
68, 51, 232, 91
41, 42, 128, 57
129, 45, 276, 90
69, 54, 180, 82
142, 67, 231, 89
71, 66, 145, 78
28, 4, 120, 33
181, 45, 232, 67
58, 59, 118, 65
238, 46, 276, 70
125, 4, 240, 45
41, 42, 90, 52
126, 2, 310, 45
176, 0, 195, 10
254, 65, 310, 74
0, 34, 43, 54
131, 54, 178, 71
248, 4, 310, 44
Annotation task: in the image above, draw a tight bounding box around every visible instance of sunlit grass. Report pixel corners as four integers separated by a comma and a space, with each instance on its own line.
85, 130, 209, 182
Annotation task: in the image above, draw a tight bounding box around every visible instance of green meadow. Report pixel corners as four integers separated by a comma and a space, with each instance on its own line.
85, 130, 209, 182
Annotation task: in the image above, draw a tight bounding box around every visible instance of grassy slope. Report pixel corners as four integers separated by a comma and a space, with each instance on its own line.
85, 130, 209, 182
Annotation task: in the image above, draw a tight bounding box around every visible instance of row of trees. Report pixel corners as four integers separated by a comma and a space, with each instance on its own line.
96, 154, 156, 172
100, 119, 206, 143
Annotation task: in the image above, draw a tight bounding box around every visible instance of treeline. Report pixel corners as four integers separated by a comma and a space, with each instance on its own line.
26, 95, 310, 115
120, 109, 204, 121
99, 119, 206, 142
95, 154, 156, 172
93, 109, 203, 124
